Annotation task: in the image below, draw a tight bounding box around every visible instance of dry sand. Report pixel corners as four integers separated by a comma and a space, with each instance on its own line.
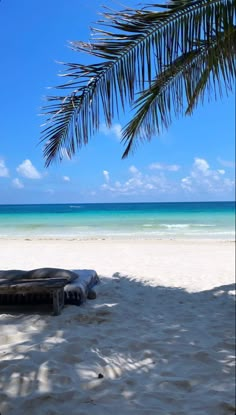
0, 238, 235, 415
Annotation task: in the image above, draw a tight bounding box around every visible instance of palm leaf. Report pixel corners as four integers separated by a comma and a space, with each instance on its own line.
122, 24, 236, 157
41, 0, 236, 165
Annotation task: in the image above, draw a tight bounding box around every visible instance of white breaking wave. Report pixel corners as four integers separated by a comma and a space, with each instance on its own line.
160, 223, 217, 229
160, 224, 190, 229
197, 224, 216, 227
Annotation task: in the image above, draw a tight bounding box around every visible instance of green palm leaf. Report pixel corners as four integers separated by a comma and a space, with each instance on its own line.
41, 0, 236, 165
122, 24, 236, 157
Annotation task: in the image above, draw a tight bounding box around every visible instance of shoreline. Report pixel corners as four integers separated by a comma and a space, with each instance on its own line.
0, 235, 235, 242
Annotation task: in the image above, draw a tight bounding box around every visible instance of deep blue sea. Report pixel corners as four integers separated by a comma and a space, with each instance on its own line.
0, 202, 235, 239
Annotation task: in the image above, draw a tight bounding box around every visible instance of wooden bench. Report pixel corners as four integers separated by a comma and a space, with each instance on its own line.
0, 278, 69, 315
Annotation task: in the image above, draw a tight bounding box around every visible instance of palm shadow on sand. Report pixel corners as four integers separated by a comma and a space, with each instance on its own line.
0, 273, 235, 415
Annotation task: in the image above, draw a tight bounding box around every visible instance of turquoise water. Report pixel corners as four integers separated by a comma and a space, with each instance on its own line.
0, 202, 234, 239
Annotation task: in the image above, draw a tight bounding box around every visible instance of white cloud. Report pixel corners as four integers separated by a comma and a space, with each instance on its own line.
0, 159, 9, 177
181, 157, 235, 193
149, 162, 180, 172
100, 123, 122, 140
17, 159, 41, 179
63, 176, 70, 182
145, 183, 155, 190
103, 170, 110, 183
101, 158, 234, 199
193, 158, 210, 174
129, 165, 141, 176
217, 169, 225, 175
181, 177, 193, 192
101, 165, 172, 196
12, 178, 24, 189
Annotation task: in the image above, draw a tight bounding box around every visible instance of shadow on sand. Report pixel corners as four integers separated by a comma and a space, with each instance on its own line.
0, 273, 235, 415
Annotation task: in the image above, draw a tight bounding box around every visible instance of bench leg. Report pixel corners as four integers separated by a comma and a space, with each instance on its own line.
52, 288, 64, 315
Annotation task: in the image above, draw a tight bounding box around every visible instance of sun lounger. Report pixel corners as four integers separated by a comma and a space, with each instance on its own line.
0, 268, 99, 315
0, 277, 68, 315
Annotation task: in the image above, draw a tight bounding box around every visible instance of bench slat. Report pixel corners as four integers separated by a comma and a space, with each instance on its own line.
0, 278, 68, 315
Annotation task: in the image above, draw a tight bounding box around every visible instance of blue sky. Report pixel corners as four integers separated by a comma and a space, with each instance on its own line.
0, 0, 235, 204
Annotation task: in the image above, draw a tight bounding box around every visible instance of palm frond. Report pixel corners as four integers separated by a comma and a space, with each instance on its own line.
41, 0, 236, 165
121, 24, 236, 157
185, 24, 236, 113
121, 50, 202, 157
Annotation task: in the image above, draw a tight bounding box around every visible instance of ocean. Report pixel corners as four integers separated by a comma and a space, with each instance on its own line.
0, 202, 234, 240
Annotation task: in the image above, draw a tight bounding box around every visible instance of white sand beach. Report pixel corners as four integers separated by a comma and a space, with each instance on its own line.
0, 238, 235, 415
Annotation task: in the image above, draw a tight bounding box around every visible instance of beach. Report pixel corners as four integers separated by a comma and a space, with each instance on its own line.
0, 237, 235, 415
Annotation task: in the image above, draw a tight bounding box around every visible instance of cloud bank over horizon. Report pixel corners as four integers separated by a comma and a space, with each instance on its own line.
100, 157, 234, 201
0, 155, 234, 203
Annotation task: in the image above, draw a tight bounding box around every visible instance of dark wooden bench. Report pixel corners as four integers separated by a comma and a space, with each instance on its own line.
0, 278, 69, 315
